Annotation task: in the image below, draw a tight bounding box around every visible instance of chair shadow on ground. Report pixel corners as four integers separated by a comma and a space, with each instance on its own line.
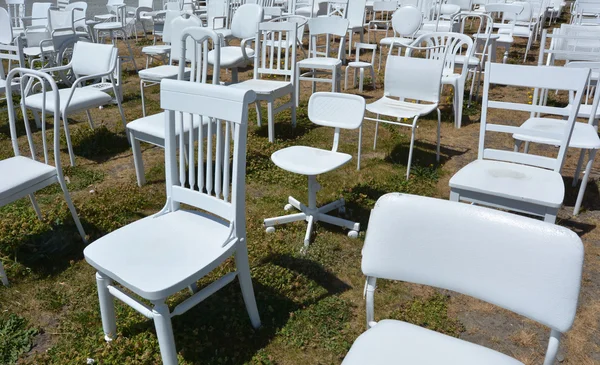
122, 253, 352, 364
251, 102, 318, 142
563, 176, 600, 217
385, 140, 469, 167
70, 124, 130, 163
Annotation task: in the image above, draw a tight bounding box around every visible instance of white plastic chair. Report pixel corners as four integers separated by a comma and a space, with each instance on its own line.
485, 3, 523, 63
128, 27, 221, 186
343, 192, 584, 365
1, 67, 88, 285
264, 92, 364, 249
364, 55, 445, 179
23, 42, 127, 167
84, 80, 260, 365
449, 63, 590, 224
296, 16, 349, 104
207, 3, 264, 83
229, 21, 297, 143
378, 6, 422, 71
139, 13, 202, 117
345, 42, 376, 93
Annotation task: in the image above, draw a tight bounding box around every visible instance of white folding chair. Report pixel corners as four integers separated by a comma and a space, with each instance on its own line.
295, 16, 349, 104
128, 27, 221, 186
23, 42, 127, 167
84, 81, 260, 365
364, 55, 445, 179
229, 21, 297, 142
1, 68, 88, 285
264, 92, 364, 250
449, 63, 590, 224
343, 192, 584, 365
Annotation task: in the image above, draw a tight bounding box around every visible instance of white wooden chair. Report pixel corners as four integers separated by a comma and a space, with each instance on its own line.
127, 0, 154, 41
142, 10, 179, 69
343, 192, 584, 365
264, 92, 364, 250
229, 21, 297, 143
5, 0, 25, 32
295, 16, 349, 104
367, 1, 398, 44
0, 35, 25, 102
498, 1, 534, 62
345, 42, 376, 93
364, 55, 445, 179
128, 27, 221, 186
346, 0, 367, 57
1, 68, 88, 286
207, 3, 264, 83
485, 3, 523, 63
449, 63, 590, 224
139, 13, 202, 117
23, 42, 126, 167
84, 81, 260, 365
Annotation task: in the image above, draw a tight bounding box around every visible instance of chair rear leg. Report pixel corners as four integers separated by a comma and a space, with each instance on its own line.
130, 131, 146, 187
573, 149, 596, 215
29, 194, 43, 220
406, 121, 417, 180
141, 79, 147, 117
86, 110, 95, 129
267, 101, 275, 143
235, 243, 261, 329
62, 113, 76, 166
96, 272, 117, 341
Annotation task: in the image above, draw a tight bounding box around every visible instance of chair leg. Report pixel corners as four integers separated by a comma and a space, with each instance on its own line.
344, 67, 349, 90
235, 243, 261, 329
267, 101, 275, 143
456, 82, 465, 129
152, 300, 178, 365
357, 125, 362, 171
62, 112, 76, 167
60, 178, 87, 243
296, 65, 301, 106
573, 149, 586, 187
291, 91, 297, 128
359, 68, 364, 93
406, 120, 418, 180
544, 210, 557, 224
96, 272, 117, 342
573, 149, 597, 215
0, 260, 8, 286
255, 101, 262, 127
436, 109, 441, 162
449, 190, 460, 202
373, 118, 379, 150
86, 110, 95, 129
29, 194, 43, 220
130, 131, 146, 187
140, 79, 147, 117
370, 66, 375, 90
112, 77, 128, 139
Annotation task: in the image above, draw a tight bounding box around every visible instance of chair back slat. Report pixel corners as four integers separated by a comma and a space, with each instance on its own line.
255, 21, 298, 78
307, 16, 348, 60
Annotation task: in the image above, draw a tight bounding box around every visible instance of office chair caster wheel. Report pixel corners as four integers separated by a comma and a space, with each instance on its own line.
284, 203, 293, 211
265, 226, 275, 233
348, 230, 358, 239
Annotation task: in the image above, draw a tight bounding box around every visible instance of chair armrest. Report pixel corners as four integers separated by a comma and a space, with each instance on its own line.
212, 16, 227, 30
136, 6, 154, 19
240, 37, 255, 62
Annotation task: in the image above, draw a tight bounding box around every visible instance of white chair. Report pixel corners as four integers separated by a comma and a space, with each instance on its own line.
498, 1, 534, 62
345, 42, 376, 93
486, 3, 523, 63
207, 3, 264, 83
21, 2, 52, 31
264, 92, 364, 249
367, 1, 398, 44
449, 63, 590, 224
229, 21, 297, 143
0, 35, 24, 102
142, 10, 179, 69
23, 42, 127, 167
343, 192, 584, 365
296, 16, 349, 104
5, 0, 25, 32
0, 7, 13, 45
514, 61, 600, 216
379, 6, 422, 71
94, 0, 124, 22
95, 3, 139, 72
346, 0, 367, 57
364, 55, 444, 180
127, 0, 154, 41
2, 67, 88, 285
84, 81, 260, 365
139, 13, 202, 117
128, 27, 221, 187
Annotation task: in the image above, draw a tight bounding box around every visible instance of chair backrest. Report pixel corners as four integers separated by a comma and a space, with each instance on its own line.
353, 42, 377, 64
479, 63, 589, 172
565, 61, 600, 127
0, 35, 25, 88
544, 26, 600, 64
231, 4, 264, 39
485, 3, 523, 37
161, 10, 180, 44
254, 21, 297, 79
325, 0, 349, 18
169, 14, 203, 63
384, 55, 444, 104
504, 1, 532, 22
71, 42, 117, 77
308, 92, 365, 152
6, 0, 25, 29
160, 80, 256, 229
0, 7, 14, 45
207, 0, 228, 29
31, 3, 52, 27
6, 67, 64, 168
48, 6, 74, 32
361, 192, 584, 364
572, 0, 600, 25
66, 2, 88, 30
307, 16, 349, 59
409, 32, 474, 79
447, 0, 472, 11
347, 0, 367, 27
57, 0, 70, 10
179, 27, 221, 84
391, 6, 422, 37
452, 12, 493, 66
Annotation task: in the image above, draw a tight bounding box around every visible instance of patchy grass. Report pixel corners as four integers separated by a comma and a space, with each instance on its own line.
0, 314, 38, 364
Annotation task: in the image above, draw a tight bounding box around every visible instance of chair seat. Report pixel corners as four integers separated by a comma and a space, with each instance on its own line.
23, 45, 53, 57
495, 33, 514, 44
142, 44, 171, 55
0, 79, 18, 93
127, 112, 209, 143
499, 27, 532, 37
343, 320, 523, 365
94, 22, 125, 30
207, 46, 254, 68
449, 159, 565, 208
271, 146, 352, 175
297, 57, 341, 69
570, 103, 600, 119
83, 209, 234, 300
380, 37, 412, 47
454, 55, 480, 67
0, 156, 56, 202
513, 118, 600, 149
24, 88, 112, 113
139, 65, 189, 81
367, 96, 438, 119
347, 61, 373, 68
229, 79, 293, 96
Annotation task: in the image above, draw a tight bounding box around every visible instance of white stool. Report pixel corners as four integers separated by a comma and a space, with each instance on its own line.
345, 42, 377, 92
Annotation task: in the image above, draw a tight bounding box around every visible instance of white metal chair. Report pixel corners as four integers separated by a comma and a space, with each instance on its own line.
128, 27, 221, 187
139, 13, 202, 117
1, 68, 88, 285
485, 3, 523, 63
264, 92, 364, 250
0, 35, 25, 102
368, 1, 398, 44
449, 63, 590, 224
142, 10, 179, 69
379, 6, 422, 71
23, 42, 127, 167
229, 21, 297, 143
127, 0, 154, 41
343, 192, 584, 365
295, 16, 349, 104
364, 55, 445, 180
0, 7, 14, 45
207, 3, 264, 83
95, 3, 139, 72
346, 0, 367, 57
94, 0, 124, 22
5, 0, 25, 32
345, 42, 376, 93
84, 80, 260, 365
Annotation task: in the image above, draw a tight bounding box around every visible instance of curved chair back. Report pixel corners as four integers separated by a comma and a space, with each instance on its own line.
169, 14, 203, 63
409, 32, 474, 80
308, 92, 365, 130
231, 4, 264, 39
391, 6, 422, 37
0, 8, 14, 44
71, 42, 118, 77
179, 27, 221, 84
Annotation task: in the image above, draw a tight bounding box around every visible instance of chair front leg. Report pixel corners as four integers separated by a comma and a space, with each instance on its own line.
96, 272, 117, 342
152, 300, 178, 365
62, 111, 76, 166
235, 242, 261, 328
